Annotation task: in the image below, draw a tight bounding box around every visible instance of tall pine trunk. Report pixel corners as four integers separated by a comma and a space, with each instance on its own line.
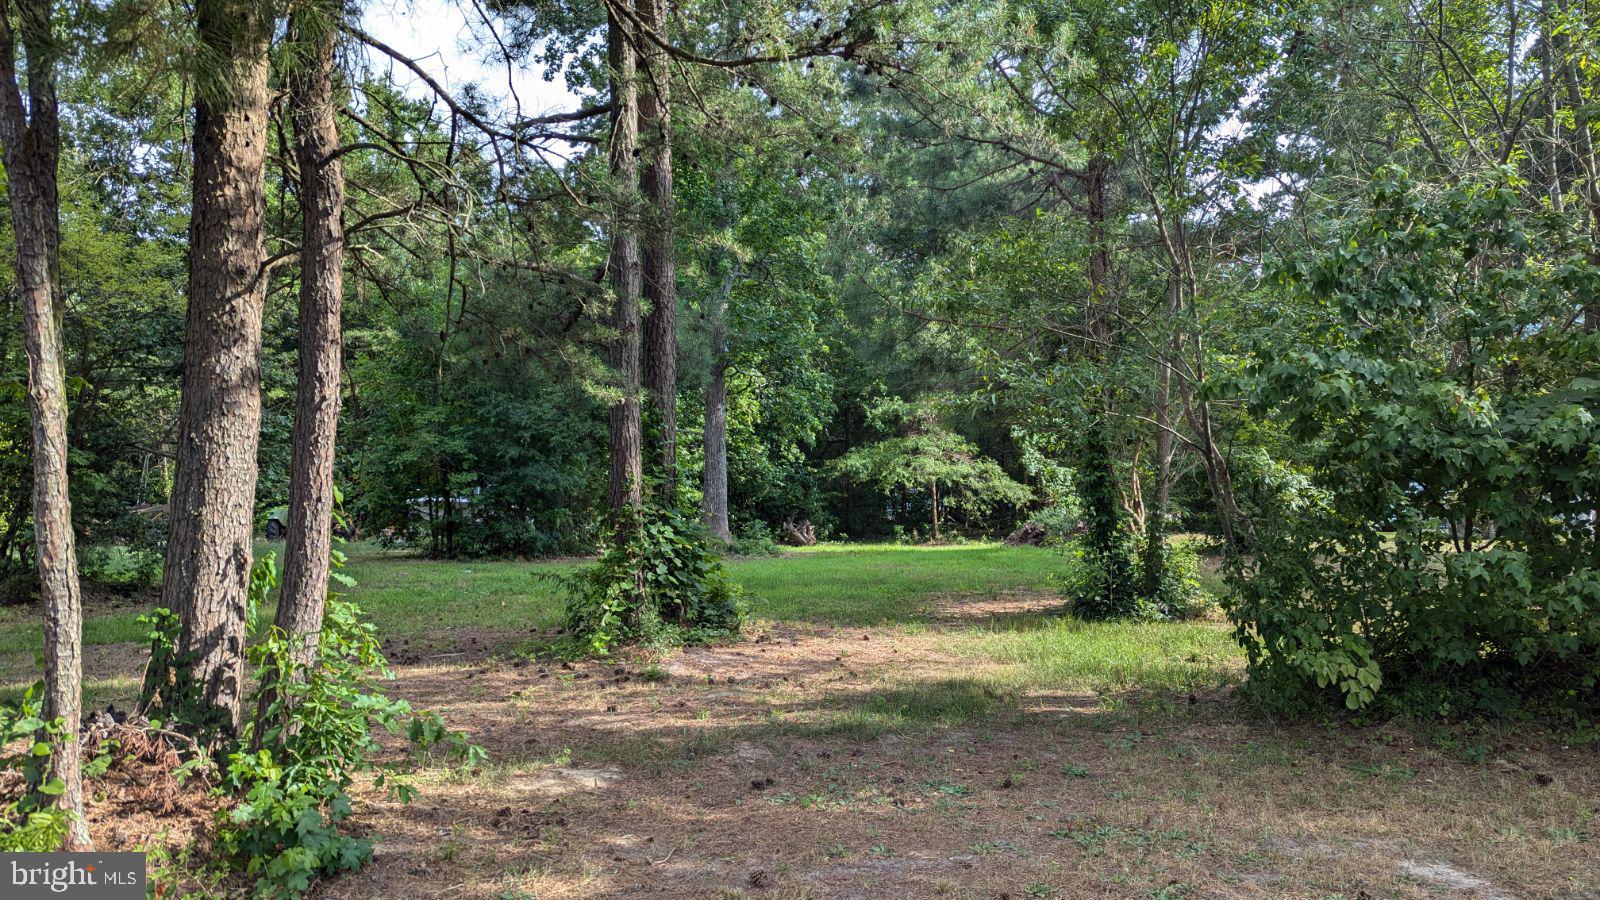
607, 3, 644, 517
701, 264, 735, 544
639, 0, 678, 501
275, 3, 345, 665
0, 0, 91, 850
156, 0, 272, 737
254, 3, 345, 744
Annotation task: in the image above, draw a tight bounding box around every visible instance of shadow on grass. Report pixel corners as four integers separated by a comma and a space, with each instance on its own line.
789, 678, 1023, 739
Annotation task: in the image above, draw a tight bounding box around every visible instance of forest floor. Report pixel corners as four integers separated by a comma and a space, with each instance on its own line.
3, 544, 1598, 898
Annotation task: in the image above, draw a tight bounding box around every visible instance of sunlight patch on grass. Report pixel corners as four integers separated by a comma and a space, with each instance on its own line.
958, 618, 1243, 695
0, 674, 139, 708
736, 543, 1062, 625
0, 608, 147, 657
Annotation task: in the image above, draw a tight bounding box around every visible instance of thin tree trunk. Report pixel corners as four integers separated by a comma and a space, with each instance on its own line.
607, 3, 644, 517
702, 357, 731, 543
156, 0, 273, 738
275, 2, 345, 671
1550, 0, 1600, 330
638, 0, 678, 502
1083, 155, 1125, 552
701, 278, 734, 545
930, 478, 940, 542
1144, 275, 1178, 597
1538, 25, 1566, 218
1085, 156, 1111, 353
1176, 373, 1247, 552
0, 0, 90, 850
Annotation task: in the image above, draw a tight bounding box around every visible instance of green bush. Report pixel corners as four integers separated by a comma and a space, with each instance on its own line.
221, 591, 480, 897
729, 519, 783, 557
144, 552, 481, 897
1028, 504, 1083, 545
553, 505, 744, 653
79, 544, 162, 594
1230, 169, 1600, 720
1141, 539, 1215, 621
0, 687, 71, 851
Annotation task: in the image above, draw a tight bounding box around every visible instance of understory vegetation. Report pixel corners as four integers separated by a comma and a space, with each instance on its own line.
0, 0, 1594, 893
131, 554, 483, 895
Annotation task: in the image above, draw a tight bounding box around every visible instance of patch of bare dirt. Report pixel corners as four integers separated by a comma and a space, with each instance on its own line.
312, 619, 1600, 899
930, 590, 1065, 622
382, 627, 532, 666
16, 602, 1594, 899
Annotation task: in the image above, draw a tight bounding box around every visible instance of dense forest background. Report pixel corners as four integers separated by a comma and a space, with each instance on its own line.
1, 0, 1596, 709
0, 0, 1595, 885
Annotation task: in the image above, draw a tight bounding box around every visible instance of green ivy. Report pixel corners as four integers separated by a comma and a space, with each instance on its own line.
141, 550, 483, 897
1069, 423, 1147, 621
551, 504, 745, 653
0, 687, 72, 851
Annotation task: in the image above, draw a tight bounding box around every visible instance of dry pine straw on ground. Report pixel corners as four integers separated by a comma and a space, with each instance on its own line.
310, 606, 1599, 900
1, 720, 227, 890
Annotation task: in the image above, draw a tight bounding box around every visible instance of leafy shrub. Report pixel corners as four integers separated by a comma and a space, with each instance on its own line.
1029, 504, 1083, 545
0, 687, 71, 851
1139, 539, 1214, 621
1017, 432, 1083, 542
729, 519, 782, 557
553, 505, 744, 653
222, 593, 479, 897
1230, 169, 1600, 719
79, 544, 162, 594
144, 552, 481, 897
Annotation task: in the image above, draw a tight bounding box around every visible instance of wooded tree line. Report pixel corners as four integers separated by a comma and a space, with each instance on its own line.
1, 0, 1597, 846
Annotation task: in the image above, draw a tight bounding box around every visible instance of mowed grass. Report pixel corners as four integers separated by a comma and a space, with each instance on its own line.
0, 541, 1068, 658
737, 542, 1062, 624
960, 617, 1241, 695
0, 541, 1241, 706
0, 605, 149, 658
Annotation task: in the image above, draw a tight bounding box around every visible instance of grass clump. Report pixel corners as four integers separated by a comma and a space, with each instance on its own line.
959, 617, 1242, 695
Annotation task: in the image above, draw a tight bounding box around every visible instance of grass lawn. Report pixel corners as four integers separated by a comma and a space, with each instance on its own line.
0, 541, 1070, 662
0, 542, 1078, 702
343, 540, 1069, 633
4, 542, 1596, 898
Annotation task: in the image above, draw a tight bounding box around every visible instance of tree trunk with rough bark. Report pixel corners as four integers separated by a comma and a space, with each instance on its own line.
156, 0, 272, 738
608, 3, 644, 517
701, 264, 734, 544
638, 0, 678, 501
0, 0, 91, 850
272, 2, 345, 692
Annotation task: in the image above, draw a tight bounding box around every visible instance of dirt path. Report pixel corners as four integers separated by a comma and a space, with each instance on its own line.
315, 600, 1600, 900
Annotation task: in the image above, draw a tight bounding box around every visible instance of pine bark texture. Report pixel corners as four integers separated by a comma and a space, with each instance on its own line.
0, 0, 91, 850
608, 4, 644, 516
159, 0, 273, 736
702, 265, 735, 543
276, 5, 345, 661
638, 0, 678, 500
